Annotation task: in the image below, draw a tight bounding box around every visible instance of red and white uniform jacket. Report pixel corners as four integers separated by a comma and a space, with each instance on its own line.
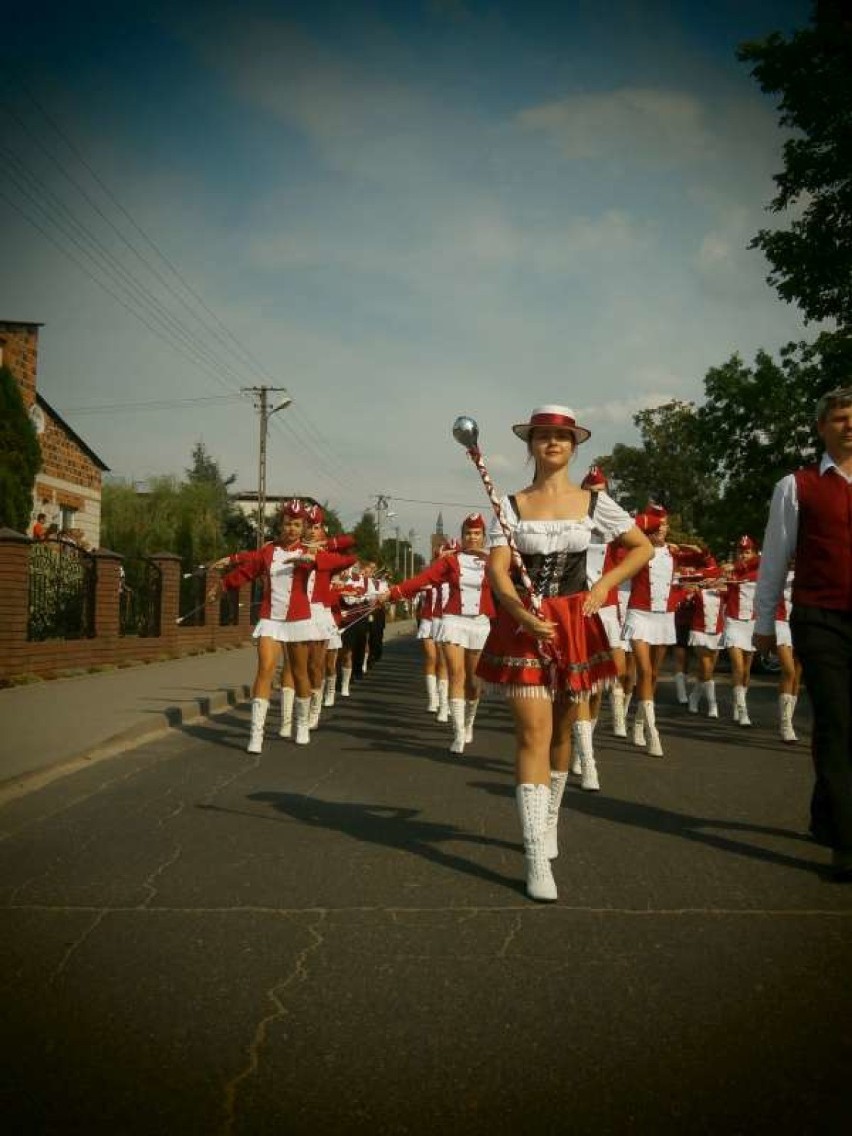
415, 587, 435, 621
221, 542, 316, 622
586, 539, 627, 609
690, 587, 726, 635
390, 551, 496, 618
775, 569, 794, 623
726, 563, 759, 622
627, 545, 676, 613
333, 571, 374, 627
307, 536, 358, 609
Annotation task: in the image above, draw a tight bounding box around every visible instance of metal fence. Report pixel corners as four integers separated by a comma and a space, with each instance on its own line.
119, 558, 163, 638
178, 568, 207, 627
28, 540, 96, 641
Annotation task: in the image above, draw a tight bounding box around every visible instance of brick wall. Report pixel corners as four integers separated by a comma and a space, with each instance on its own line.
0, 530, 254, 683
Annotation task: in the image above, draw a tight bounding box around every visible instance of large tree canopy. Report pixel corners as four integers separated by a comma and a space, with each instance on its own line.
738, 1, 852, 328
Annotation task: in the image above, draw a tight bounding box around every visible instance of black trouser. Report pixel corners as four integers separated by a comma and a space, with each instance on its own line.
368, 608, 386, 665
342, 620, 368, 680
790, 605, 852, 851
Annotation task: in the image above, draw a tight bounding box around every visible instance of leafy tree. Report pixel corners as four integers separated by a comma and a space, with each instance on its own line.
352, 510, 379, 562
0, 364, 41, 532
696, 339, 833, 549
738, 2, 852, 328
598, 400, 719, 537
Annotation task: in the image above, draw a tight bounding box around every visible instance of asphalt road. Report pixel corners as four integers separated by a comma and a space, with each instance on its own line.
1, 637, 850, 1136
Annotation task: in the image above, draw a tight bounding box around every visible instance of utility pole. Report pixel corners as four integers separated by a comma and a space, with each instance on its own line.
375, 494, 389, 563
243, 386, 292, 548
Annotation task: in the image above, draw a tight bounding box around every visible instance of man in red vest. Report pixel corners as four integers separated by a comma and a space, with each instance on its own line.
754, 387, 852, 881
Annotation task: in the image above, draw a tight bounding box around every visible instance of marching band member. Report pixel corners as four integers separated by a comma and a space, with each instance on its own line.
335, 561, 377, 696
622, 508, 677, 758
211, 500, 318, 751
775, 567, 801, 743
301, 505, 358, 728
385, 515, 494, 754
476, 405, 651, 902
724, 536, 760, 727
685, 550, 725, 717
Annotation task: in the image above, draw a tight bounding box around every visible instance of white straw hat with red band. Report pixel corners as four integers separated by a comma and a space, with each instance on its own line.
512, 405, 591, 444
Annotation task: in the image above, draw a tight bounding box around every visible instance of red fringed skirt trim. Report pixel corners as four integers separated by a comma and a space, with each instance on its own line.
476, 592, 617, 701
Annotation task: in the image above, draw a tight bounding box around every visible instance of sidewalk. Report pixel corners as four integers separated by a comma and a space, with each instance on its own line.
0, 620, 416, 798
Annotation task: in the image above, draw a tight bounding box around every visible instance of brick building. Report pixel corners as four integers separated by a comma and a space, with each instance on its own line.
0, 320, 108, 548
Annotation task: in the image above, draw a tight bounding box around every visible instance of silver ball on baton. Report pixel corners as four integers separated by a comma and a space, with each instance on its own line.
452, 415, 479, 450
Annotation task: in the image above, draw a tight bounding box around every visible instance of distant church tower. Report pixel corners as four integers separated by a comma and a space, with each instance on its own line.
430, 512, 445, 559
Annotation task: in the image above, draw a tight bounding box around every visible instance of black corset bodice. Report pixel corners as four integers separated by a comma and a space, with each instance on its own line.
512, 550, 587, 597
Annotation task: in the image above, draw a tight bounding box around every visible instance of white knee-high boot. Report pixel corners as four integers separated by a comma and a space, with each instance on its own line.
248, 697, 269, 754
436, 678, 450, 722
448, 699, 466, 754
544, 770, 570, 860
575, 719, 600, 790
340, 666, 353, 697
643, 700, 663, 757
293, 696, 311, 745
674, 671, 688, 704
704, 680, 718, 718
516, 783, 557, 902
464, 698, 479, 743
632, 700, 646, 747
611, 684, 627, 737
779, 692, 797, 742
323, 675, 336, 707
734, 685, 751, 726
308, 688, 323, 730
425, 673, 439, 713
278, 687, 295, 738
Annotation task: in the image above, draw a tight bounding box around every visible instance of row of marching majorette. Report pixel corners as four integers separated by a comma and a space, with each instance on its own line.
208, 500, 391, 752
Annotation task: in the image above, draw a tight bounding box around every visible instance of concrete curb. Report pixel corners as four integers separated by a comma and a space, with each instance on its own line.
0, 682, 252, 806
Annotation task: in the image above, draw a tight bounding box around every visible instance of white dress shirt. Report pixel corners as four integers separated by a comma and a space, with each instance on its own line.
754, 453, 852, 635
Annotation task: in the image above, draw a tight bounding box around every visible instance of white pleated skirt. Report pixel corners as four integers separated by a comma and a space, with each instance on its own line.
622, 609, 676, 646
722, 617, 755, 651
432, 613, 491, 651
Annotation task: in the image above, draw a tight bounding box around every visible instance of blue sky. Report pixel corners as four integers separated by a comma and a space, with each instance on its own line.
0, 0, 818, 553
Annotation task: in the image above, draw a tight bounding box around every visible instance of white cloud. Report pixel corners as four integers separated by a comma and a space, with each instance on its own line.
516, 87, 714, 166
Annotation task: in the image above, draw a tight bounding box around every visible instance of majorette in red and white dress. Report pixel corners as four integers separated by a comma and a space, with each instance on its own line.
389, 546, 496, 652
773, 569, 795, 649
687, 557, 726, 651
622, 520, 677, 646
723, 539, 760, 652
306, 530, 358, 645
477, 491, 633, 699
221, 541, 353, 643
587, 538, 629, 651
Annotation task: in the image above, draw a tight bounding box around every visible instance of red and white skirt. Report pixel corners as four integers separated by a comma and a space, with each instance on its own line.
476, 593, 616, 701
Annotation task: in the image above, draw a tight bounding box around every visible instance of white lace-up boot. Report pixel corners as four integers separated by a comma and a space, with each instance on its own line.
340, 666, 353, 697
516, 784, 558, 902
248, 697, 269, 754
734, 685, 751, 726
611, 684, 627, 737
705, 680, 719, 718
426, 674, 439, 713
643, 700, 664, 757
436, 679, 450, 722
575, 719, 600, 791
278, 687, 295, 738
674, 672, 688, 704
632, 700, 646, 747
308, 688, 323, 730
544, 771, 570, 860
323, 675, 336, 707
293, 697, 311, 745
779, 693, 798, 742
448, 699, 466, 754
687, 682, 701, 714
464, 698, 479, 744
